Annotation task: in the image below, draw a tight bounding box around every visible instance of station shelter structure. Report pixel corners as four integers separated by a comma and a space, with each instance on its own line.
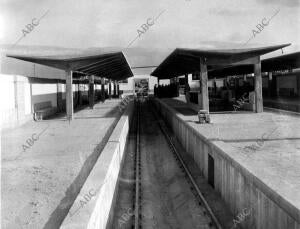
151, 44, 291, 113
6, 43, 292, 123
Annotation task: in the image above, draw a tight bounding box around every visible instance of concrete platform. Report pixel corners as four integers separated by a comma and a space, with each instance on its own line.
154, 97, 300, 229
1, 99, 124, 229
60, 101, 134, 229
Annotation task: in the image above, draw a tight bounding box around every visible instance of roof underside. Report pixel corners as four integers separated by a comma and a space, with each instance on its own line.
6, 51, 133, 80
151, 44, 290, 79
209, 51, 300, 78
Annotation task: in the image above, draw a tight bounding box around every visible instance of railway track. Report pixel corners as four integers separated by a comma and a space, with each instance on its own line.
110, 98, 223, 229
133, 99, 141, 229
150, 101, 222, 229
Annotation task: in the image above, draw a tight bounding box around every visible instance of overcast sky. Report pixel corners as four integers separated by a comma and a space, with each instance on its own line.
0, 0, 299, 57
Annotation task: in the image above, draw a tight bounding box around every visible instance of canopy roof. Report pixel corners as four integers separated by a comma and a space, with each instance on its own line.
209, 51, 300, 78
151, 44, 290, 79
6, 51, 133, 80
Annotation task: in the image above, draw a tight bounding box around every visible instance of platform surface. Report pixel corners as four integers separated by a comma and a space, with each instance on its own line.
1, 99, 123, 229
161, 96, 300, 219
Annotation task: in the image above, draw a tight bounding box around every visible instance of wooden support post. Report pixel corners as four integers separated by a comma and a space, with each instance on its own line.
57, 83, 63, 112
185, 74, 189, 93
113, 81, 117, 97
272, 74, 277, 97
116, 81, 119, 97
200, 58, 209, 111
89, 75, 95, 109
76, 83, 79, 107
101, 78, 105, 101
78, 82, 83, 106
213, 77, 217, 95
235, 77, 238, 94
297, 74, 300, 98
108, 79, 112, 99
30, 82, 33, 114
66, 69, 73, 121
175, 77, 179, 97
184, 74, 190, 103
254, 58, 263, 113
268, 72, 272, 98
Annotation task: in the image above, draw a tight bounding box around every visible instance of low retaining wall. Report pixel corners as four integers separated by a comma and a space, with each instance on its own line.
60, 102, 134, 229
153, 98, 300, 229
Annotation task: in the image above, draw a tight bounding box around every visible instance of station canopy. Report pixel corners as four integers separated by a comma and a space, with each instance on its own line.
209, 51, 300, 78
6, 50, 133, 81
151, 44, 290, 79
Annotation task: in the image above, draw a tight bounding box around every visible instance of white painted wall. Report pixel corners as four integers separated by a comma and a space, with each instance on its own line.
0, 74, 32, 128
0, 74, 65, 129
32, 83, 58, 107
95, 84, 101, 90
0, 74, 15, 111
62, 84, 66, 99
24, 81, 31, 114
0, 74, 16, 126
188, 74, 200, 91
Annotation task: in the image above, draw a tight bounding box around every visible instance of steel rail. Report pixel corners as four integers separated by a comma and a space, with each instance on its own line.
134, 100, 141, 229
151, 102, 223, 229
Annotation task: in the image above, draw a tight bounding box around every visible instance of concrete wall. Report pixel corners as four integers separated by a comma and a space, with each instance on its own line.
119, 76, 134, 94
187, 74, 200, 90
60, 101, 134, 229
153, 98, 300, 229
1, 53, 91, 128
0, 74, 89, 129
0, 74, 62, 129
0, 74, 32, 129
32, 83, 58, 108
